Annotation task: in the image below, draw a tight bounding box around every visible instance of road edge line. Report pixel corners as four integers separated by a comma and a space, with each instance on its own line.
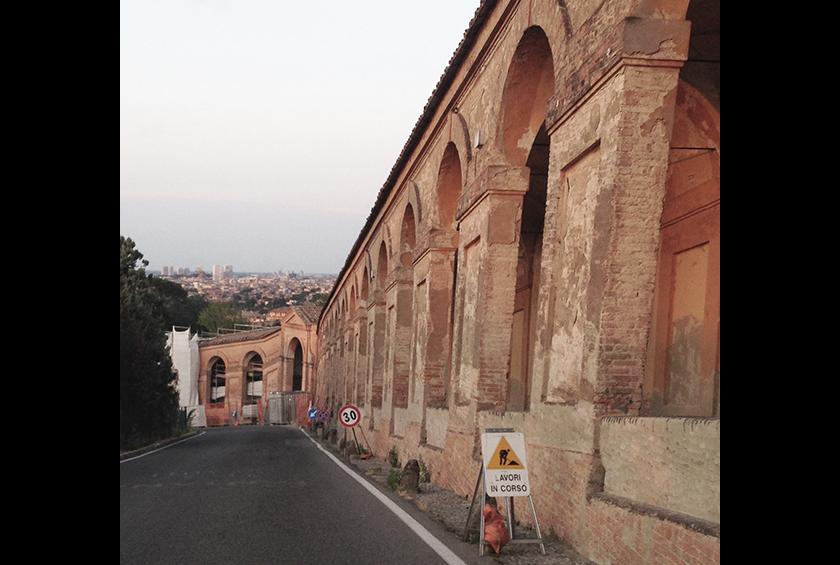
120, 431, 207, 464
301, 428, 467, 565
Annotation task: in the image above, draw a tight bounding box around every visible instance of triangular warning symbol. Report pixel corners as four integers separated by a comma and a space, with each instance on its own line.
487, 436, 525, 470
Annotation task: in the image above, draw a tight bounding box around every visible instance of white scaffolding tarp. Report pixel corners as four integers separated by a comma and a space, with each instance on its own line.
167, 327, 200, 408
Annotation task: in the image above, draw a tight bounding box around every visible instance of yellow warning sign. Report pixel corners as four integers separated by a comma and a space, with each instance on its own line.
486, 436, 525, 470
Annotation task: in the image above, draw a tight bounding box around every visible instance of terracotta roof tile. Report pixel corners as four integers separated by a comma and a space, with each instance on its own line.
292, 304, 323, 326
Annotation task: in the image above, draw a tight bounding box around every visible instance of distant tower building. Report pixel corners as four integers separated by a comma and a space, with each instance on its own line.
212, 264, 224, 281
224, 265, 233, 278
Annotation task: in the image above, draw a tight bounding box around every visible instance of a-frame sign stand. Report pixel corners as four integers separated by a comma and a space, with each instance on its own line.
462, 428, 545, 557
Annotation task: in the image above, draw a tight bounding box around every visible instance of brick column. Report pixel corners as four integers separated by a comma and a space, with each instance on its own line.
390, 269, 413, 409
366, 289, 386, 409
354, 308, 367, 405
343, 327, 353, 403
414, 246, 457, 409
541, 16, 690, 416
451, 166, 530, 412
226, 362, 243, 420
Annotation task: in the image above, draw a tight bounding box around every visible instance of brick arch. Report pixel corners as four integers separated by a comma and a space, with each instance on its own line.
286, 337, 304, 392
452, 111, 473, 163
207, 353, 230, 371
242, 350, 266, 411
399, 202, 417, 267
406, 180, 423, 225
243, 348, 267, 368
644, 76, 719, 418
207, 355, 229, 406
434, 142, 463, 230
360, 265, 370, 301
498, 25, 556, 167
376, 239, 389, 289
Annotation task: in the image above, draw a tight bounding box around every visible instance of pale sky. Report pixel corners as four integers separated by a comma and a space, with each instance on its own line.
121, 0, 481, 273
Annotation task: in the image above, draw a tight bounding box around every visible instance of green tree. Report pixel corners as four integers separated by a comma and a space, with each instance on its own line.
196, 301, 248, 334
120, 236, 180, 449
308, 292, 330, 306
148, 277, 207, 329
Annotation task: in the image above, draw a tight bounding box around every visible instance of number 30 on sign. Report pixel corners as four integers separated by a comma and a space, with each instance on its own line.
338, 404, 361, 428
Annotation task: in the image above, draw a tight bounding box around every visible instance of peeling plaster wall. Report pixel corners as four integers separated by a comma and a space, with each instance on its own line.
601, 416, 720, 523
425, 407, 449, 449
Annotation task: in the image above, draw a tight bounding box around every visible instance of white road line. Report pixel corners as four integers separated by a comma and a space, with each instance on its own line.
120, 432, 206, 464
302, 429, 467, 565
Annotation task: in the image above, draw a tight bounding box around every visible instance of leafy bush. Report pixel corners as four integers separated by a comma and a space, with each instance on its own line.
387, 468, 402, 491
388, 445, 399, 468
418, 457, 430, 483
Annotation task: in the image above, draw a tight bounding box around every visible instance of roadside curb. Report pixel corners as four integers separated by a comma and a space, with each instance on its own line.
119, 430, 201, 461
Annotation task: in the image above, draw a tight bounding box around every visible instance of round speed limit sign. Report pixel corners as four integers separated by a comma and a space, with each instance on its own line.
338, 403, 361, 428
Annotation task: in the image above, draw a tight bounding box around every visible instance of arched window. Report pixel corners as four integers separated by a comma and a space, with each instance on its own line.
290, 339, 304, 391
244, 353, 263, 406
209, 358, 226, 404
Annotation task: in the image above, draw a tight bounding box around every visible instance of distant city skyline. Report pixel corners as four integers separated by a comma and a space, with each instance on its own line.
153, 264, 337, 276
120, 0, 481, 273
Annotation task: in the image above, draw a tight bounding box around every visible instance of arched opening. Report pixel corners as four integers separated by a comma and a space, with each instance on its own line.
377, 241, 388, 289
361, 267, 369, 301
436, 143, 462, 229
209, 358, 226, 405
244, 352, 263, 411
390, 203, 416, 415
646, 77, 720, 417
290, 339, 303, 391
419, 142, 464, 410
641, 0, 719, 418
502, 26, 555, 412
499, 27, 555, 167
400, 203, 417, 267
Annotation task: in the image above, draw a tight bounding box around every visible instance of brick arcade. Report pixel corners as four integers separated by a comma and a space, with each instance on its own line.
313, 1, 719, 563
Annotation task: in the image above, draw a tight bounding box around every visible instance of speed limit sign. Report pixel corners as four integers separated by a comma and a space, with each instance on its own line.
338, 403, 361, 428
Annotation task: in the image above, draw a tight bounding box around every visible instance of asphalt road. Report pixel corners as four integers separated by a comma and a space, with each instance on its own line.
120, 426, 473, 565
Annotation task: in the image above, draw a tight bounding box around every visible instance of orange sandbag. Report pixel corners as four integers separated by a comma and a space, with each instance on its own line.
483, 503, 510, 554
